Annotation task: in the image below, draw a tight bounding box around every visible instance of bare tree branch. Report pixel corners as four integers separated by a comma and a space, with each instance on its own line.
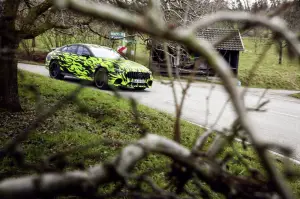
1, 0, 299, 198
0, 83, 86, 161
183, 11, 300, 56
0, 133, 271, 199
22, 0, 53, 27
52, 1, 300, 198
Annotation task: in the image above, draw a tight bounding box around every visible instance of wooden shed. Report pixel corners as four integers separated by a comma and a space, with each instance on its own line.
149, 28, 245, 77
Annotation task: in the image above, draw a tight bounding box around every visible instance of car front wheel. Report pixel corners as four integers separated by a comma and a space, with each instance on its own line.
49, 60, 64, 80
94, 68, 109, 90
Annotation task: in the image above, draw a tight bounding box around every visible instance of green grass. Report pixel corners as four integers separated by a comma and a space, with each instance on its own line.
239, 37, 300, 90
18, 60, 44, 65
2, 70, 300, 198
290, 93, 300, 99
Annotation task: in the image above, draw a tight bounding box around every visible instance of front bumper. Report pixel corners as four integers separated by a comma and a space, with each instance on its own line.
109, 71, 153, 88
122, 80, 153, 88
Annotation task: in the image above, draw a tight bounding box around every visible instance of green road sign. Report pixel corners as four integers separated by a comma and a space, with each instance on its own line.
110, 32, 125, 39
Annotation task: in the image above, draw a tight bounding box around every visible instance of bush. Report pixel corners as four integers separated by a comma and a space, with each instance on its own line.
16, 50, 48, 63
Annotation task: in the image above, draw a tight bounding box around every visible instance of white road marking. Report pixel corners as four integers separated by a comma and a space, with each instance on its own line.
186, 120, 300, 165
270, 111, 299, 119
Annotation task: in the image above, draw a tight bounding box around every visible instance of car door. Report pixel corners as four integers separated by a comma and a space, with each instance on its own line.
58, 45, 72, 73
63, 45, 80, 76
77, 45, 94, 78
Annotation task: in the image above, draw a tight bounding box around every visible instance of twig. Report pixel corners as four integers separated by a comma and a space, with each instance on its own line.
163, 43, 181, 142
193, 98, 230, 151
241, 41, 273, 98
0, 84, 86, 160
21, 1, 300, 198
0, 133, 271, 199
129, 97, 149, 136
204, 84, 215, 127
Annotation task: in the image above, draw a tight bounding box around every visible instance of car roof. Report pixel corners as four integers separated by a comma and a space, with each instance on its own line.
67, 43, 114, 50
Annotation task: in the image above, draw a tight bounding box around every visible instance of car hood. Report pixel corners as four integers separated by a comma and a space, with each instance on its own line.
115, 59, 150, 73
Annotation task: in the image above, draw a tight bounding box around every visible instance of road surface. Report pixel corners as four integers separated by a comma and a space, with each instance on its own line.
18, 63, 300, 160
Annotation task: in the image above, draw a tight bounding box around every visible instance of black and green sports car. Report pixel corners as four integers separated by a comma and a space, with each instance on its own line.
45, 43, 153, 90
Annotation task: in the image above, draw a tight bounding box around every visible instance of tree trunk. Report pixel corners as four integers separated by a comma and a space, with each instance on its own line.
55, 31, 59, 48
0, 36, 22, 112
278, 40, 283, 65
0, 15, 22, 112
32, 38, 36, 48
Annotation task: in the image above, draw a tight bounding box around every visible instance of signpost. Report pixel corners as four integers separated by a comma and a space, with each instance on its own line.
110, 32, 137, 61
117, 46, 127, 55
110, 32, 125, 39
125, 35, 136, 44
110, 32, 126, 46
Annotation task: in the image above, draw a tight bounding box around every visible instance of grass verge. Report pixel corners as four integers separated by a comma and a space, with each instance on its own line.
18, 60, 44, 66
238, 38, 300, 90
290, 93, 300, 99
1, 70, 300, 198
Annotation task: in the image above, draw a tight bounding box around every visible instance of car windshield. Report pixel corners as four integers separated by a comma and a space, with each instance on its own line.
90, 47, 123, 59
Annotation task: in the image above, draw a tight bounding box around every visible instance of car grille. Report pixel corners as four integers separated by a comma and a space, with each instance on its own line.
126, 72, 150, 79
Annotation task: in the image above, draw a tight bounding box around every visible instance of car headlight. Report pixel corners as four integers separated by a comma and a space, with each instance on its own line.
46, 53, 51, 61
115, 68, 124, 74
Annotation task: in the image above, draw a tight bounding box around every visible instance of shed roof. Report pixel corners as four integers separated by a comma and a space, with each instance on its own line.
196, 28, 244, 51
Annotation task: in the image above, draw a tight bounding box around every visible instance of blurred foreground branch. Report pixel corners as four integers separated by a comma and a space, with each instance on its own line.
52, 1, 300, 197
0, 133, 271, 198
0, 0, 300, 198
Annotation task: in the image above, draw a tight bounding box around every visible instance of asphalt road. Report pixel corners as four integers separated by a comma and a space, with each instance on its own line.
18, 63, 300, 160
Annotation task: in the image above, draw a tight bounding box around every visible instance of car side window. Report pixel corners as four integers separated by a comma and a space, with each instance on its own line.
77, 46, 83, 55
61, 46, 69, 52
82, 48, 90, 56
78, 46, 91, 56
68, 45, 78, 54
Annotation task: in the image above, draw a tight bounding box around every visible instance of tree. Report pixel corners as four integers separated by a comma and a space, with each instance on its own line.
0, 0, 300, 198
0, 0, 70, 112
270, 0, 300, 64
0, 0, 159, 113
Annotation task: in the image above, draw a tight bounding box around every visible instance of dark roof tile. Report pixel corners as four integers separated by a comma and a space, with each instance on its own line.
196, 28, 244, 51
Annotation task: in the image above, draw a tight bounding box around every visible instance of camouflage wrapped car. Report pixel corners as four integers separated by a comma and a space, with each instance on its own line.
45, 44, 153, 90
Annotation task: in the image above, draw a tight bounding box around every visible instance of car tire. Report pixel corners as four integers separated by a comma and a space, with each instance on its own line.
94, 68, 109, 90
49, 60, 64, 80
134, 87, 146, 91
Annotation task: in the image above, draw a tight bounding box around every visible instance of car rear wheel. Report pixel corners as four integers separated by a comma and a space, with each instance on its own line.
49, 60, 64, 80
94, 68, 109, 90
